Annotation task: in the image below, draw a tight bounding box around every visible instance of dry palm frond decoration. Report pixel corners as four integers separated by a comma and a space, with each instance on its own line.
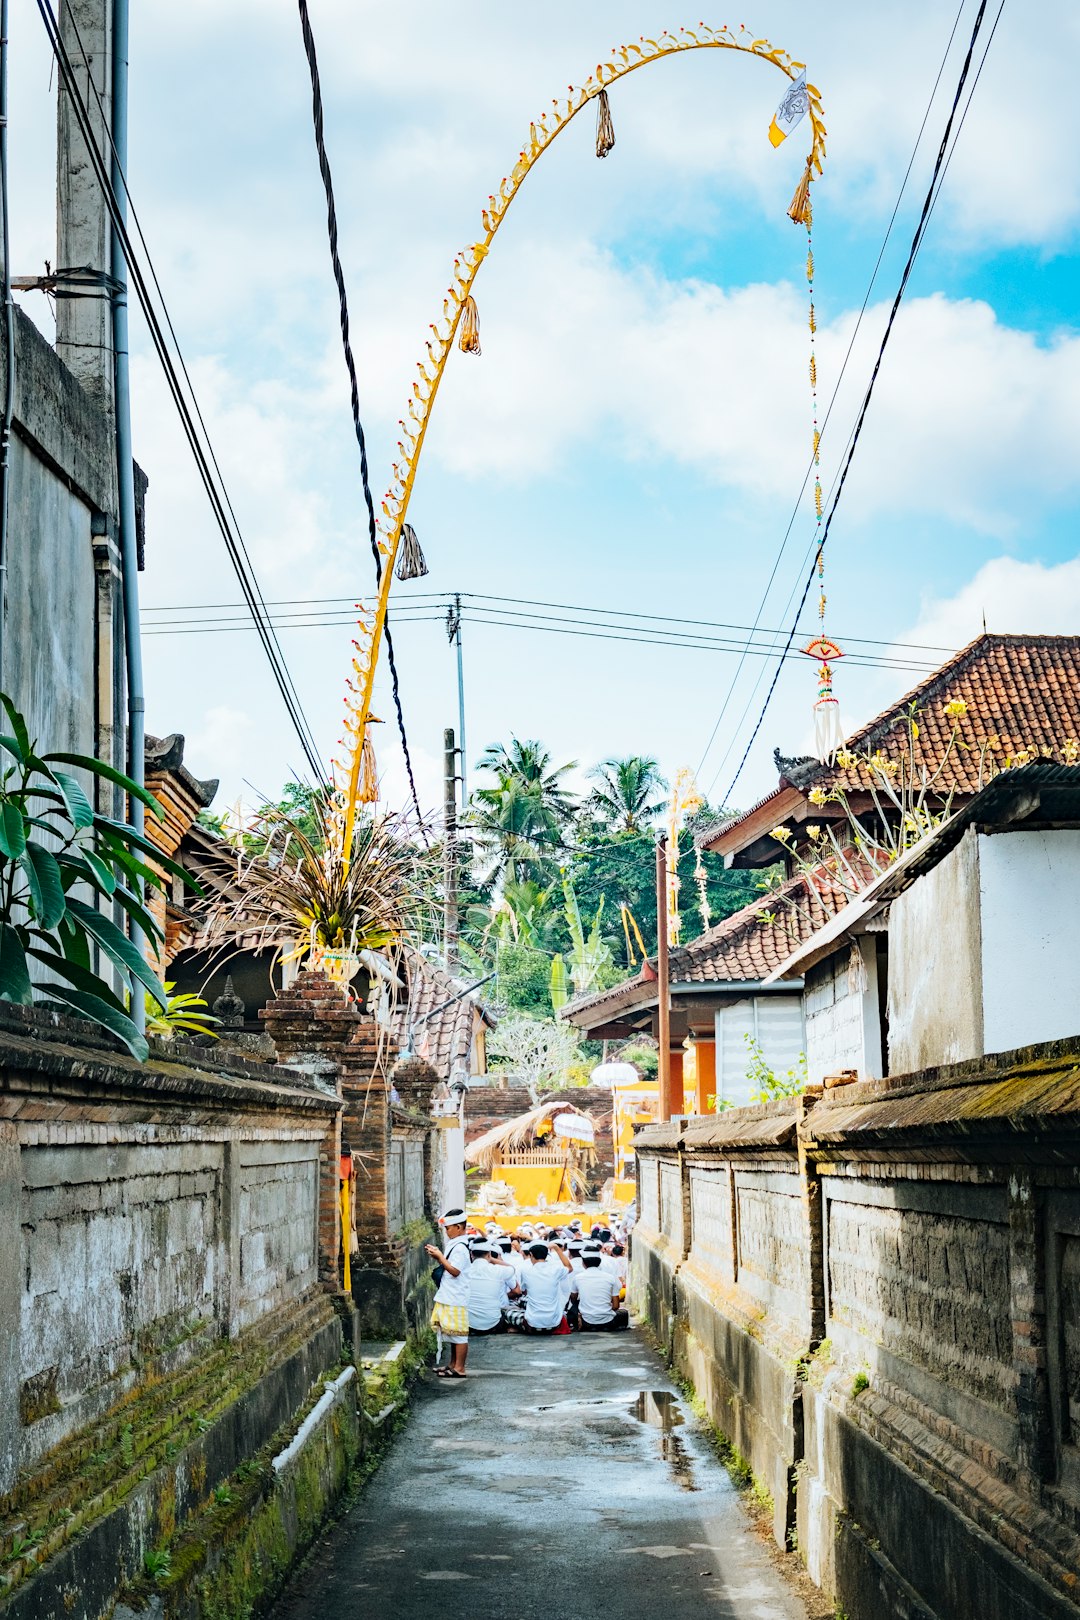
788, 159, 813, 227
595, 87, 616, 157
197, 788, 436, 981
395, 522, 429, 581
458, 295, 481, 355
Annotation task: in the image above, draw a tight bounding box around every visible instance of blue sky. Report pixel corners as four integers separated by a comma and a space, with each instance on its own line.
10, 1, 1080, 818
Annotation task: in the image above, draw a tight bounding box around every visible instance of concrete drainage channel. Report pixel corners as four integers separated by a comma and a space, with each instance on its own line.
108, 1340, 422, 1620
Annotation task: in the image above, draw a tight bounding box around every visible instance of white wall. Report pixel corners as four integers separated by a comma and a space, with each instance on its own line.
979, 829, 1080, 1055
714, 995, 805, 1107
803, 938, 882, 1086
888, 829, 984, 1075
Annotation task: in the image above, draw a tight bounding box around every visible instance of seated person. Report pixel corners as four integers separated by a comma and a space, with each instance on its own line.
507, 1242, 574, 1334
575, 1249, 629, 1332
468, 1242, 515, 1335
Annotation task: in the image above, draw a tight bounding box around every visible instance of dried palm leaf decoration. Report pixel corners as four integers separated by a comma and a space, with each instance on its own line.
595, 87, 616, 157
458, 295, 481, 355
788, 159, 813, 227
395, 522, 429, 581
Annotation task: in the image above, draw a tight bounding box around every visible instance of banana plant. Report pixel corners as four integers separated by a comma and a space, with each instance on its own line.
0, 694, 190, 1060
560, 869, 613, 998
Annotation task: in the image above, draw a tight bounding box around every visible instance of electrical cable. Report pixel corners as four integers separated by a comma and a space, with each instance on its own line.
141, 588, 956, 654
695, 0, 971, 787
142, 599, 944, 674
40, 0, 328, 783
714, 0, 998, 810
296, 0, 425, 828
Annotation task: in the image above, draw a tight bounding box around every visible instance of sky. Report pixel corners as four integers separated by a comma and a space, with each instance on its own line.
9, 0, 1080, 822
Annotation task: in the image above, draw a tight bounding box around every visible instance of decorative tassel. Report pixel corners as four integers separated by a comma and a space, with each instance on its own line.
395, 522, 429, 581
788, 160, 813, 227
813, 693, 845, 764
458, 296, 481, 355
595, 88, 616, 158
359, 734, 378, 804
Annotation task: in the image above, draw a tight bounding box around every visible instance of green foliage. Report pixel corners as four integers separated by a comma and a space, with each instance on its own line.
496, 941, 557, 1018
0, 695, 183, 1060
587, 755, 667, 832
146, 982, 220, 1041
144, 1548, 172, 1582
619, 1042, 658, 1079
852, 1371, 870, 1396
743, 1036, 808, 1102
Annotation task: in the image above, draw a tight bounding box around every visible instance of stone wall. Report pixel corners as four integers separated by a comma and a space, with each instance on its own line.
0, 1000, 354, 1619
632, 1036, 1080, 1619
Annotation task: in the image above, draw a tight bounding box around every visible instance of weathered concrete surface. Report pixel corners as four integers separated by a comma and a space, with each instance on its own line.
270, 1330, 810, 1620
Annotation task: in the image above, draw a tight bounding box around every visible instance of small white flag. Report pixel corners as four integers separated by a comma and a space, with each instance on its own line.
769, 72, 809, 148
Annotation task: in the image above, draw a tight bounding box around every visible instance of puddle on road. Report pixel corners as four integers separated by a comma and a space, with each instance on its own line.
630, 1391, 699, 1492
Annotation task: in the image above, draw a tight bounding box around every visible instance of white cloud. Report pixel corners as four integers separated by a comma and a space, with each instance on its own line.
901, 554, 1080, 651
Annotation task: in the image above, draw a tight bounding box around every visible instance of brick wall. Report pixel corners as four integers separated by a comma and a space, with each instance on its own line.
633, 1038, 1080, 1620
0, 1002, 340, 1498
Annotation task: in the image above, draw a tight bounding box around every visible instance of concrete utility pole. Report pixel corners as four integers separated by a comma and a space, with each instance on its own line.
656, 834, 673, 1121
55, 0, 115, 424
443, 727, 459, 971
446, 595, 467, 810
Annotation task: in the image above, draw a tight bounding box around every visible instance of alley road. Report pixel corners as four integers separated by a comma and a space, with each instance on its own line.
271, 1330, 810, 1620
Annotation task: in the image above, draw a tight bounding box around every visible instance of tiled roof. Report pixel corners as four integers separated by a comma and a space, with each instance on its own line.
392, 951, 495, 1083
562, 867, 850, 1025
704, 634, 1080, 853
821, 633, 1080, 795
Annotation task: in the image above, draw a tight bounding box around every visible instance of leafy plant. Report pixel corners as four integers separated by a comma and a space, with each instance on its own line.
198, 790, 434, 970
145, 982, 220, 1041
0, 694, 184, 1060
743, 1036, 807, 1102
852, 1371, 870, 1396
144, 1548, 172, 1582
213, 1484, 232, 1506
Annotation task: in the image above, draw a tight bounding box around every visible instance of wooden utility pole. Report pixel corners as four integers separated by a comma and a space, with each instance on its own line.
656, 834, 672, 1121
443, 727, 459, 970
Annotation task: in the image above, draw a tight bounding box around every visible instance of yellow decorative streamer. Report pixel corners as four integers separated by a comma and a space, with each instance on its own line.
335, 26, 828, 857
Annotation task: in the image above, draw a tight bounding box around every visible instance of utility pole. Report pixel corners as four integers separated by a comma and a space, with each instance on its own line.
446, 594, 467, 810
656, 834, 672, 1121
443, 726, 459, 971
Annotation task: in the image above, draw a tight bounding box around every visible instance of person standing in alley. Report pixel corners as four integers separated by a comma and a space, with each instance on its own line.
425, 1209, 472, 1378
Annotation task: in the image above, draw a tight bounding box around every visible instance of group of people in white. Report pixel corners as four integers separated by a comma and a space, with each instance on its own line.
425, 1209, 631, 1380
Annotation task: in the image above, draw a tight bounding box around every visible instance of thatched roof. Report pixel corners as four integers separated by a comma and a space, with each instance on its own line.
465, 1100, 592, 1173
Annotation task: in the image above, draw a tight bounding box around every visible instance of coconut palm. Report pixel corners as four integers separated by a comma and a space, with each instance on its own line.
470, 738, 578, 883
587, 756, 668, 833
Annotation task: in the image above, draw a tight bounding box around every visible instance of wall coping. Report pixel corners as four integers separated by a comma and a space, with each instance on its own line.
0, 1002, 340, 1116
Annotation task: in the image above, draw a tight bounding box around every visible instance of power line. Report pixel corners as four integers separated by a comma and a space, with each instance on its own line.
141, 588, 956, 654
714, 0, 1000, 809
695, 0, 972, 789
39, 0, 327, 782
142, 598, 945, 674
296, 0, 425, 827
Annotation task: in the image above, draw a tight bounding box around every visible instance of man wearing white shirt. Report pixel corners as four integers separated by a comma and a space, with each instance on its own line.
468, 1243, 514, 1335
574, 1252, 629, 1332
513, 1242, 574, 1333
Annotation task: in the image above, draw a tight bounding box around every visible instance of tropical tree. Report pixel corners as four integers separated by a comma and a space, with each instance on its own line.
487, 1010, 582, 1102
470, 738, 578, 883
587, 755, 667, 833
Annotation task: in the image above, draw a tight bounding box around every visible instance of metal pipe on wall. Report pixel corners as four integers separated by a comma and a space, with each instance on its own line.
656, 834, 672, 1121
110, 0, 146, 1032
0, 0, 13, 692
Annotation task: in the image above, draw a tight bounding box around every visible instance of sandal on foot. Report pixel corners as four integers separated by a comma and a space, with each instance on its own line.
435, 1367, 465, 1379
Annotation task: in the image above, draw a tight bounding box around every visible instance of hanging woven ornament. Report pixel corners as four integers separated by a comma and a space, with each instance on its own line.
358, 732, 379, 804
802, 636, 845, 764
788, 159, 813, 228
395, 522, 429, 581
458, 296, 481, 355
595, 87, 616, 158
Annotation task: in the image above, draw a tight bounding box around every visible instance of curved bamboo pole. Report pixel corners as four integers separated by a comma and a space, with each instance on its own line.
338, 24, 827, 854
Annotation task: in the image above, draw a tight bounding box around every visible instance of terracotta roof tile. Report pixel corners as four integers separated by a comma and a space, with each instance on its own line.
391, 952, 494, 1082
563, 866, 850, 1025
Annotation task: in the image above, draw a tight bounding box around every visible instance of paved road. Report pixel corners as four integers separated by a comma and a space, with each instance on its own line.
272, 1330, 809, 1620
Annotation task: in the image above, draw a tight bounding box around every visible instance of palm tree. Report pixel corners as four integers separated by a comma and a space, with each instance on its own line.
587, 756, 668, 833
470, 739, 578, 882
